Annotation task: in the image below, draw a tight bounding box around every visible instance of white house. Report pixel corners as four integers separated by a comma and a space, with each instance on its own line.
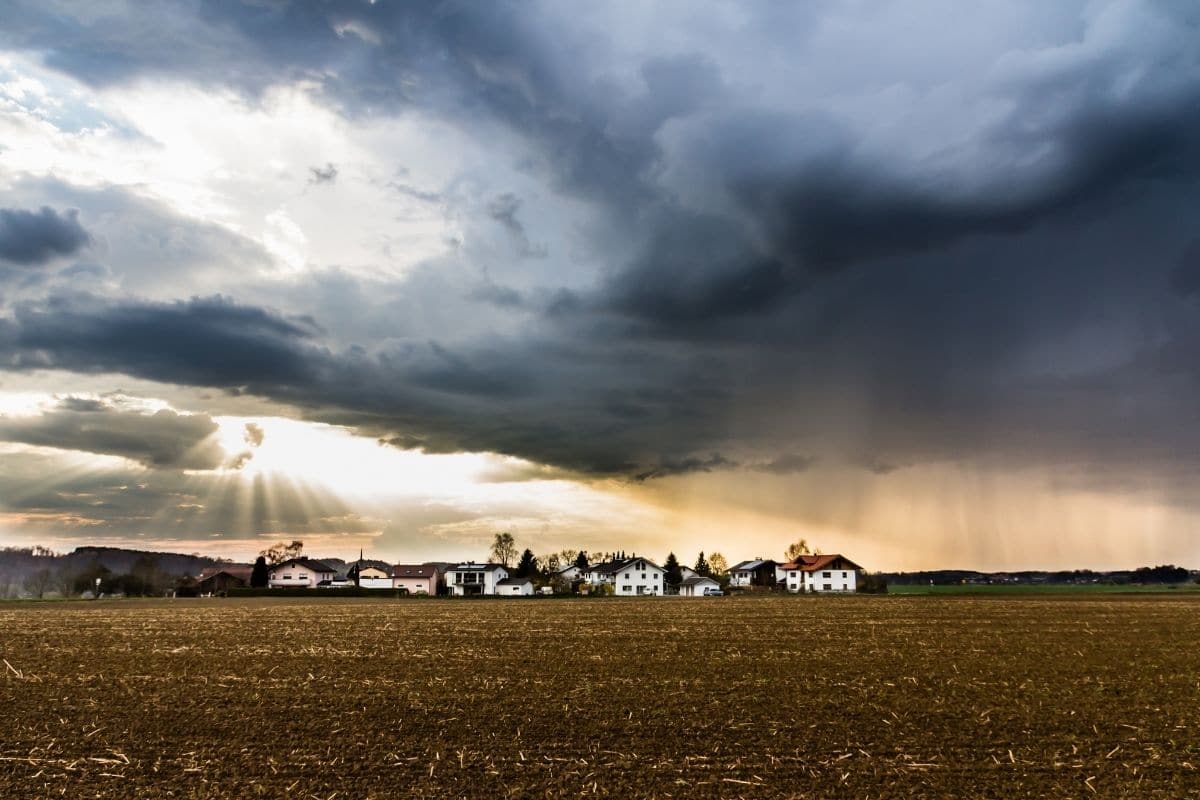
445, 563, 508, 596
496, 576, 534, 596
678, 566, 699, 581
585, 556, 665, 596
554, 564, 582, 583
268, 558, 336, 588
678, 576, 721, 596
779, 554, 862, 592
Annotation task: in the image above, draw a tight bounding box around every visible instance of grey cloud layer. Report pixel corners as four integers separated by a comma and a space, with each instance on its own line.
0, 207, 90, 265
3, 2, 1200, 489
0, 396, 225, 469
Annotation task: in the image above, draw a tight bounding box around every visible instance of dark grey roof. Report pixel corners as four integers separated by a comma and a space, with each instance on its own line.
590, 557, 662, 574
496, 577, 532, 586
680, 576, 719, 587
448, 562, 507, 572
730, 559, 775, 572
392, 564, 437, 578
273, 557, 335, 573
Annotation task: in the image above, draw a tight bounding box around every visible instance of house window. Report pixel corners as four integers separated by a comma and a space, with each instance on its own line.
823, 571, 831, 578
842, 571, 848, 578
789, 572, 796, 578
823, 583, 832, 591
283, 574, 292, 580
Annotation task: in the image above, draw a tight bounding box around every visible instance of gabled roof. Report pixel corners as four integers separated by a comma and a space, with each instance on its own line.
779, 554, 863, 572
198, 564, 253, 581
348, 559, 392, 573
392, 564, 437, 579
729, 559, 775, 572
271, 557, 335, 573
680, 575, 719, 587
496, 577, 532, 586
589, 557, 663, 575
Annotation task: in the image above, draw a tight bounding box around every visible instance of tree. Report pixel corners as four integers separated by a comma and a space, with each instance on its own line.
490, 532, 517, 567
250, 556, 269, 588
574, 551, 590, 571
694, 551, 710, 577
53, 568, 75, 598
544, 554, 561, 573
72, 562, 111, 596
784, 539, 812, 561
663, 552, 682, 586
708, 552, 729, 578
261, 540, 304, 565
23, 568, 52, 599
515, 548, 537, 578
130, 555, 165, 595
558, 549, 579, 568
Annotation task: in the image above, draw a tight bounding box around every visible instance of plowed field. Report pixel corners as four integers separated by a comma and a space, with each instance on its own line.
2, 595, 1198, 798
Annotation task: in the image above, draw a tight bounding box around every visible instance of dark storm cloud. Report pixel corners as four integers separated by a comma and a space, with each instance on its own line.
0, 207, 90, 265
4, 1, 1200, 493
4, 295, 323, 388
0, 396, 225, 469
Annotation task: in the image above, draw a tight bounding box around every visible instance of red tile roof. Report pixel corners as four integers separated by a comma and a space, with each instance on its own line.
779, 554, 862, 572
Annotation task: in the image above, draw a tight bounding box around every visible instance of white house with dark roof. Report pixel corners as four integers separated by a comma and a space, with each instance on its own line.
446, 563, 508, 596
585, 556, 665, 596
267, 558, 336, 588
779, 554, 863, 592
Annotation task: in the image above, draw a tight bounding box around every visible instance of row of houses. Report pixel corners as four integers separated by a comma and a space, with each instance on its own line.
196, 552, 863, 596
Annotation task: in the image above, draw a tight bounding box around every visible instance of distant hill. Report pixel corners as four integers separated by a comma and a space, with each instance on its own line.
0, 546, 230, 597
881, 566, 1197, 586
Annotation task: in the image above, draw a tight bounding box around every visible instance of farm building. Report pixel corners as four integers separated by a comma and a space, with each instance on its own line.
496, 577, 534, 596
268, 558, 337, 588
446, 563, 509, 596
728, 559, 779, 588
197, 565, 252, 594
391, 564, 439, 595
678, 576, 721, 596
779, 554, 863, 592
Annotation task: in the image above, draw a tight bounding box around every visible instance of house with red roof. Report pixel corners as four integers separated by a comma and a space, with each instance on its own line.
778, 554, 863, 593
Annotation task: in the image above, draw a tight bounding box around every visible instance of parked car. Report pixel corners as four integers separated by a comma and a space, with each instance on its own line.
703, 587, 724, 596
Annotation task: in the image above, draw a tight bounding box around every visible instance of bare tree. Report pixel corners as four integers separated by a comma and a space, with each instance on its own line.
23, 568, 53, 599
784, 539, 812, 561
53, 568, 75, 598
708, 552, 729, 577
490, 532, 517, 567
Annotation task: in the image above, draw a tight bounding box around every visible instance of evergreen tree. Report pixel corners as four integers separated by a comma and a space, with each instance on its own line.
515, 548, 537, 578
574, 551, 589, 571
663, 552, 682, 586
694, 551, 711, 577
250, 556, 269, 588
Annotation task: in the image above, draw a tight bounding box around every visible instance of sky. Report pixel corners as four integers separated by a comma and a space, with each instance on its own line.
1, 0, 1199, 571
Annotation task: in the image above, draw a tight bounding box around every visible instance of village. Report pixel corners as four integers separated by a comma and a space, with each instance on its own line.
193, 541, 865, 598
